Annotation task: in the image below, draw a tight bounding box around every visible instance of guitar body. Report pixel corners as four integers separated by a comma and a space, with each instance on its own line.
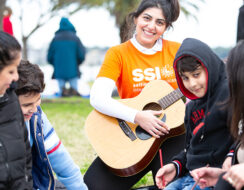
85, 80, 185, 177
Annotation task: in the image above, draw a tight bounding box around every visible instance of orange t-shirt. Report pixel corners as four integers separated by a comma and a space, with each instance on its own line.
97, 39, 181, 99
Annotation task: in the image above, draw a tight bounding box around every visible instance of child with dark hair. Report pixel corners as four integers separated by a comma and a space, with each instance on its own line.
16, 60, 88, 190
190, 40, 244, 190
155, 38, 234, 190
0, 31, 32, 189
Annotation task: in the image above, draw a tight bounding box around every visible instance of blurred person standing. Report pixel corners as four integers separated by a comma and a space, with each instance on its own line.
47, 17, 86, 97
237, 0, 244, 42
2, 6, 13, 36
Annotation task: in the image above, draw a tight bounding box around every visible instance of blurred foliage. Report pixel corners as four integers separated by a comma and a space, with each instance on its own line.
180, 0, 204, 19
104, 0, 205, 29
1, 0, 204, 58
212, 46, 232, 60
49, 0, 205, 42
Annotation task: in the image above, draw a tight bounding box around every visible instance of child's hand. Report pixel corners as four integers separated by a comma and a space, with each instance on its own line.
223, 163, 244, 190
190, 167, 223, 189
155, 163, 176, 189
222, 156, 232, 171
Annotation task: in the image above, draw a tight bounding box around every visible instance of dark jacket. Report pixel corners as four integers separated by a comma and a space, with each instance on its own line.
237, 4, 244, 42
47, 17, 86, 80
0, 86, 32, 189
171, 38, 234, 177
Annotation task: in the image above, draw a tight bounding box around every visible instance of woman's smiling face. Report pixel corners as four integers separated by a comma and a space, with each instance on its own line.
134, 7, 167, 49
0, 52, 21, 95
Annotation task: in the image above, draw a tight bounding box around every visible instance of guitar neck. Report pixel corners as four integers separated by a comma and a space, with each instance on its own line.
158, 88, 183, 110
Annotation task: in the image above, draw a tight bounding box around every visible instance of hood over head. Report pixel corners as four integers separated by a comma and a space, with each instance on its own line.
173, 38, 226, 100
56, 17, 76, 33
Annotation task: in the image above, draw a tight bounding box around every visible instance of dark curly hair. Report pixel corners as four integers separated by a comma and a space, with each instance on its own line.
15, 60, 45, 96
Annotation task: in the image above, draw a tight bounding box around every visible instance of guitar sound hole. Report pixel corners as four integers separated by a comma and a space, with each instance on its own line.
136, 114, 167, 140
143, 102, 162, 111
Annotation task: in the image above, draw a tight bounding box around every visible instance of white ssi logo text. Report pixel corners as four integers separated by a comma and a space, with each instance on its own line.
132, 67, 161, 82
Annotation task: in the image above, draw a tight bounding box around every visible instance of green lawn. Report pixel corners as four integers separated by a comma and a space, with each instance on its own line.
41, 97, 154, 188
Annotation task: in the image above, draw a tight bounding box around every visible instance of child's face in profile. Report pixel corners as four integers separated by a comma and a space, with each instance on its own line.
19, 93, 41, 121
0, 54, 21, 95
180, 65, 207, 98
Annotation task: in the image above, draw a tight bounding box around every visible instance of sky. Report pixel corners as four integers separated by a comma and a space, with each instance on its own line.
8, 0, 244, 49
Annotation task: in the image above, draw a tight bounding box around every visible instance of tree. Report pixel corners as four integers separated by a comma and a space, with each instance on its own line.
5, 0, 105, 59
104, 0, 140, 42
103, 0, 205, 42
2, 0, 204, 59
60, 0, 205, 43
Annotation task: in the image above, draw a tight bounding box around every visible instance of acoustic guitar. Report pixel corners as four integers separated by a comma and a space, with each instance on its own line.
85, 80, 185, 177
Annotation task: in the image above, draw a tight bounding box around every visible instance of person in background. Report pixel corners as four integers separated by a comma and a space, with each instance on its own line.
84, 0, 186, 189
15, 60, 88, 190
155, 38, 233, 190
47, 17, 86, 97
0, 31, 32, 189
190, 40, 244, 190
2, 6, 14, 36
237, 0, 244, 42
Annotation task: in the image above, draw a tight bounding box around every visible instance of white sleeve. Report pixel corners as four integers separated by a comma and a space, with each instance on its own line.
90, 77, 138, 123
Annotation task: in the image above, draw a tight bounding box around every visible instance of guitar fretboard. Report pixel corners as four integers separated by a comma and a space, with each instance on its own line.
158, 88, 183, 110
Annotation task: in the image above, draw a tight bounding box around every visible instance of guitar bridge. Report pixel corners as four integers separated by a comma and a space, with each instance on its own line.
117, 119, 137, 141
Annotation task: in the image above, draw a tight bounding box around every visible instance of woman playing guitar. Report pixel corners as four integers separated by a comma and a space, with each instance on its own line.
84, 0, 185, 189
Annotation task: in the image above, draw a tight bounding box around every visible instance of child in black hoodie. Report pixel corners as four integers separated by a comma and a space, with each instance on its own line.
190, 40, 244, 190
155, 38, 234, 190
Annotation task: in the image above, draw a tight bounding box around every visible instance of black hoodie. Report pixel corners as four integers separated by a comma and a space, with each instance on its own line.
171, 38, 234, 177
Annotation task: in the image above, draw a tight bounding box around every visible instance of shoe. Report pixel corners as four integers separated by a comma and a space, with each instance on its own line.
61, 87, 70, 97
69, 88, 81, 96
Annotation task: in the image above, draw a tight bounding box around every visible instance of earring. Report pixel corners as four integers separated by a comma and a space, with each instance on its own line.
238, 118, 243, 136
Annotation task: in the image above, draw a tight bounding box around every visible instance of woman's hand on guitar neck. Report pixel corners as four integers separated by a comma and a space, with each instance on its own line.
134, 110, 170, 138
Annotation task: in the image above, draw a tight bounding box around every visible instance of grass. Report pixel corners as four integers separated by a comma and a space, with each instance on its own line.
41, 97, 154, 189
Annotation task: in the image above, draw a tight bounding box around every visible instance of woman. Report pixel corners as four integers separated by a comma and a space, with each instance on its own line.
190, 40, 244, 190
84, 0, 183, 189
0, 31, 32, 189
